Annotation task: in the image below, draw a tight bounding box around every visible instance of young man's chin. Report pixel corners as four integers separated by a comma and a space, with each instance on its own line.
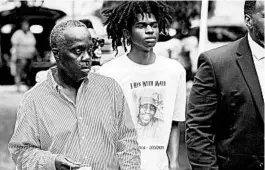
146, 42, 156, 47
143, 46, 156, 52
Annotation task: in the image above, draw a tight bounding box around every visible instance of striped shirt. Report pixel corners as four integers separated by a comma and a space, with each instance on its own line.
8, 67, 141, 170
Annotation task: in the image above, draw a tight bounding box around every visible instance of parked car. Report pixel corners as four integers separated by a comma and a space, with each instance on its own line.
184, 16, 247, 73
0, 4, 66, 85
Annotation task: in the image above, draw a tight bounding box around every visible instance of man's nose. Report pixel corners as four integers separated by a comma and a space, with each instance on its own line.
82, 51, 92, 61
146, 25, 154, 34
146, 107, 151, 112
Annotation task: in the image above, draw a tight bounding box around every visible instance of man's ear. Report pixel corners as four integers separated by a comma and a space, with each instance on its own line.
244, 14, 253, 29
51, 48, 59, 61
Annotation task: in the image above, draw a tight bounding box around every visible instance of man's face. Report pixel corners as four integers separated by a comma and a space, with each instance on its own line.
139, 103, 157, 126
21, 21, 29, 31
92, 37, 105, 58
248, 1, 264, 47
57, 27, 93, 82
129, 13, 159, 52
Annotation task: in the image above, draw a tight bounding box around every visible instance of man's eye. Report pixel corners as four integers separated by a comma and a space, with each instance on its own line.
87, 47, 93, 54
136, 24, 144, 29
152, 23, 158, 28
74, 48, 82, 55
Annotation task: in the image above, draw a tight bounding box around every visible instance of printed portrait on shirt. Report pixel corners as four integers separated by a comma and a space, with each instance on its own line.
134, 92, 164, 141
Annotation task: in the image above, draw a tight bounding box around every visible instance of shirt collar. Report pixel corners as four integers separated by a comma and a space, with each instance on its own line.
47, 66, 60, 92
47, 66, 90, 92
248, 33, 265, 60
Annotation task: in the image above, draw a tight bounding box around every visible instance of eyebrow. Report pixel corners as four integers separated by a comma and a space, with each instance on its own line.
135, 21, 158, 25
70, 44, 92, 50
71, 44, 85, 48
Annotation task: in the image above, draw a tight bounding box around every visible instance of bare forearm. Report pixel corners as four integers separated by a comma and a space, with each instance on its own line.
167, 121, 181, 169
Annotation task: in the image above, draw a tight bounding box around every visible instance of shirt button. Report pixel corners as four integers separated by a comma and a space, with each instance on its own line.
79, 116, 83, 120
81, 136, 85, 140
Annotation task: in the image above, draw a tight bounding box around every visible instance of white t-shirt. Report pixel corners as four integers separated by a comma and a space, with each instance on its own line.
11, 30, 36, 59
97, 53, 186, 170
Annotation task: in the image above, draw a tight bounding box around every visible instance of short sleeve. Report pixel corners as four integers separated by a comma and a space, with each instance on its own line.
172, 66, 186, 121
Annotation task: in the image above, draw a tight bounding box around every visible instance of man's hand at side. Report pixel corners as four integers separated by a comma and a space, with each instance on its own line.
55, 154, 81, 170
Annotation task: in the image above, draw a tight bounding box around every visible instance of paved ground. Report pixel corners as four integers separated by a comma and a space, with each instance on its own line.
0, 85, 191, 170
0, 85, 26, 170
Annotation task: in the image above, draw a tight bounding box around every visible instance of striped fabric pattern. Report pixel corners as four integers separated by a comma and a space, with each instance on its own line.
8, 67, 141, 170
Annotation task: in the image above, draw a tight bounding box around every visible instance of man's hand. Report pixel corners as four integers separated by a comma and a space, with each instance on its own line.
169, 167, 183, 170
169, 163, 183, 170
55, 154, 81, 170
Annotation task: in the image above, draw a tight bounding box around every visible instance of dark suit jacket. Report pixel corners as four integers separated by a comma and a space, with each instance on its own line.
186, 35, 264, 170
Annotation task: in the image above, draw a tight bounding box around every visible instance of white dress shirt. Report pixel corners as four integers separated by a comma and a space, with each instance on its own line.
9, 67, 140, 170
248, 33, 265, 101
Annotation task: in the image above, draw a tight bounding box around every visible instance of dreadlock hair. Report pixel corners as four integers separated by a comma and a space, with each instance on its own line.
50, 20, 87, 50
79, 19, 94, 29
102, 1, 174, 55
244, 0, 257, 15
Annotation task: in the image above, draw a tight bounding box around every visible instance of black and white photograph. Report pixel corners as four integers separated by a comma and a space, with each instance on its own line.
0, 0, 263, 170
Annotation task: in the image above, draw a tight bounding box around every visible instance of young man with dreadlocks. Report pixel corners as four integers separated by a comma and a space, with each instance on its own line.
98, 1, 186, 170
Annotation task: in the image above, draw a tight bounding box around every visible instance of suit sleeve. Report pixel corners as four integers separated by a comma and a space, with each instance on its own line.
185, 52, 219, 170
114, 82, 141, 170
172, 65, 186, 121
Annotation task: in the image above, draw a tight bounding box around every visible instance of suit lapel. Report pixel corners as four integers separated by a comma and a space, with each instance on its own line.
236, 36, 264, 121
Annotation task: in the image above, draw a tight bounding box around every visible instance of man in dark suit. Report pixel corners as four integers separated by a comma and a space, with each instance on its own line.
185, 1, 264, 170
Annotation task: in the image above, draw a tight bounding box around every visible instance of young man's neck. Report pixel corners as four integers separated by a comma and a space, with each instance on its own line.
128, 48, 156, 65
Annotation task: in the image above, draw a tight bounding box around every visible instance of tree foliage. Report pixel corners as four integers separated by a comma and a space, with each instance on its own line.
166, 1, 215, 38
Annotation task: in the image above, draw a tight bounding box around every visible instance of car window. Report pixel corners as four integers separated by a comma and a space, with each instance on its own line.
208, 26, 247, 42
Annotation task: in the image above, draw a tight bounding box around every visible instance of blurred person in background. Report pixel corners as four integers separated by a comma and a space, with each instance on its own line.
98, 1, 186, 170
9, 20, 140, 170
180, 36, 198, 82
35, 18, 104, 83
79, 18, 105, 67
186, 0, 264, 169
10, 18, 36, 92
